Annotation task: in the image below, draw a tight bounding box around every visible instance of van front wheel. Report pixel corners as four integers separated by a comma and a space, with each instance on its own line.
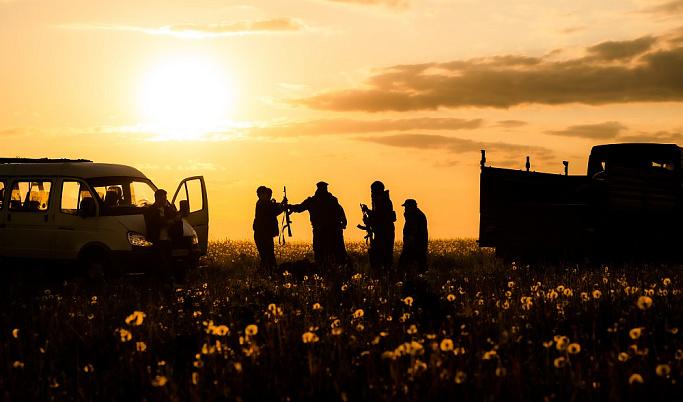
79, 250, 117, 280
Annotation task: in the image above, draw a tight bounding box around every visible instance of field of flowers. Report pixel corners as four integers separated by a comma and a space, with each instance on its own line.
1, 238, 683, 401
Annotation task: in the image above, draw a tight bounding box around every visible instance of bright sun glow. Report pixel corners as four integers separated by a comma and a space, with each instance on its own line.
138, 55, 234, 139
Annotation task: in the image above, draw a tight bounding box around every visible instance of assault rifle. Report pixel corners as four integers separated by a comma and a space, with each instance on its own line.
357, 203, 373, 245
281, 186, 293, 244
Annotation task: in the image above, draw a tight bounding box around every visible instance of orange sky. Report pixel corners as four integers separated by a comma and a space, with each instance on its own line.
2, 0, 683, 241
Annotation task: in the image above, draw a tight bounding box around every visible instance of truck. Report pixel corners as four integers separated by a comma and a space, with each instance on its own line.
478, 143, 683, 263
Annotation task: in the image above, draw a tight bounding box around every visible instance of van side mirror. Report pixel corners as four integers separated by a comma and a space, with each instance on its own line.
80, 197, 96, 218
179, 200, 190, 217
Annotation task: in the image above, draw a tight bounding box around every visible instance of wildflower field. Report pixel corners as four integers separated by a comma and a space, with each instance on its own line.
2, 239, 683, 401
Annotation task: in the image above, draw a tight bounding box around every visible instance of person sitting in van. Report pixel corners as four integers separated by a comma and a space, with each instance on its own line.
144, 189, 183, 271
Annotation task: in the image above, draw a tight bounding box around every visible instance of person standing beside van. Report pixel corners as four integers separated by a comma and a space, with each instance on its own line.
253, 186, 285, 273
144, 189, 183, 272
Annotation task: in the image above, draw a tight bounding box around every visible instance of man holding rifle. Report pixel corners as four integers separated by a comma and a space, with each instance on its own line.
253, 186, 286, 273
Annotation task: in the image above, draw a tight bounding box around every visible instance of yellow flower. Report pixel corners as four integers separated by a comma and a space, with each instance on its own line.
151, 375, 168, 387
618, 352, 629, 362
629, 327, 644, 340
663, 278, 671, 286
12, 328, 19, 338
403, 297, 414, 307
628, 373, 644, 385
656, 364, 671, 377
302, 331, 319, 343
447, 294, 456, 302
567, 343, 581, 354
676, 350, 683, 360
554, 335, 570, 351
542, 341, 553, 348
508, 281, 515, 288
312, 303, 322, 311
245, 324, 258, 337
117, 328, 132, 342
381, 351, 395, 359
593, 290, 602, 299
13, 361, 24, 369
212, 325, 230, 336
637, 296, 653, 310
234, 362, 243, 372
553, 356, 567, 368
407, 325, 418, 335
84, 364, 94, 372
353, 309, 364, 319
440, 338, 454, 352
136, 342, 147, 352
563, 288, 573, 297
125, 311, 146, 326
331, 327, 343, 336
454, 370, 467, 384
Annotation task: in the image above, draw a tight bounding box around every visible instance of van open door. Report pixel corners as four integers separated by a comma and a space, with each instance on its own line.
172, 176, 209, 255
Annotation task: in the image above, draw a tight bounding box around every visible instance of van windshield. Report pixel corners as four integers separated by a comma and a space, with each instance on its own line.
87, 177, 157, 216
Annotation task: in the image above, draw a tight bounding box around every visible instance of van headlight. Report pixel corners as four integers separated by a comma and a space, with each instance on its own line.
191, 229, 199, 245
128, 231, 153, 247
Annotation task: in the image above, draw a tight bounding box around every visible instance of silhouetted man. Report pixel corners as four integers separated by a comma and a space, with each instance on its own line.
289, 182, 348, 268
398, 199, 428, 274
144, 189, 183, 273
253, 186, 285, 273
362, 180, 396, 274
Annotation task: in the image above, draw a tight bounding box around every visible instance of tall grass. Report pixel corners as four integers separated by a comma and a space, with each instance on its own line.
1, 239, 682, 401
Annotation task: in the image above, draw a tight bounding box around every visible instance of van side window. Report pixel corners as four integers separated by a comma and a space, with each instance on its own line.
61, 181, 94, 215
9, 181, 52, 211
0, 181, 5, 210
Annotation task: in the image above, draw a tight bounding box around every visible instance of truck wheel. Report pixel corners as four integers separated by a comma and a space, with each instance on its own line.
79, 250, 116, 280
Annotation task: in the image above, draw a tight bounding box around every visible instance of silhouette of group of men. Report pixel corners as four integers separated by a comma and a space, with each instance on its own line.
253, 181, 428, 276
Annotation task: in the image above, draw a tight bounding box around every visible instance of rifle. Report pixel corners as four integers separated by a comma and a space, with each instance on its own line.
357, 203, 373, 245
281, 186, 293, 244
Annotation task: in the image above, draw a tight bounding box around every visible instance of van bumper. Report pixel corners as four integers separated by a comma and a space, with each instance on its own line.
111, 243, 201, 274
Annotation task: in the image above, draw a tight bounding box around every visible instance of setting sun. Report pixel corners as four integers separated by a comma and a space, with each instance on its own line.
137, 55, 233, 136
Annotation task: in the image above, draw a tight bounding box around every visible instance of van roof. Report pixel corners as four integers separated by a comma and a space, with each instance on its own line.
0, 160, 147, 179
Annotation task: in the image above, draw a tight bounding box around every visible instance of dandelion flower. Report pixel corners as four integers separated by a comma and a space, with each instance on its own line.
403, 297, 414, 307
629, 327, 644, 340
13, 361, 24, 369
84, 364, 94, 372
212, 325, 230, 336
332, 327, 343, 336
234, 362, 243, 372
563, 288, 573, 297
440, 339, 454, 352
312, 303, 322, 311
447, 294, 456, 302
553, 356, 567, 368
593, 290, 602, 299
407, 324, 418, 335
554, 335, 570, 351
245, 324, 258, 336
567, 343, 581, 354
543, 341, 554, 348
381, 351, 395, 359
628, 373, 643, 385
125, 311, 146, 326
656, 364, 671, 377
353, 309, 364, 319
117, 328, 132, 342
663, 278, 671, 286
302, 331, 319, 343
454, 371, 467, 384
618, 352, 629, 362
356, 324, 365, 331
637, 296, 653, 310
136, 342, 147, 352
495, 366, 507, 377
151, 375, 168, 387
12, 329, 19, 339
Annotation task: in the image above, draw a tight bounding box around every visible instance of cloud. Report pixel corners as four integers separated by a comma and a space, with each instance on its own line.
638, 0, 683, 15
325, 0, 410, 9
545, 122, 626, 139
291, 32, 683, 112
619, 130, 683, 143
356, 133, 554, 162
586, 37, 657, 61
248, 117, 484, 137
496, 120, 527, 128
63, 17, 307, 38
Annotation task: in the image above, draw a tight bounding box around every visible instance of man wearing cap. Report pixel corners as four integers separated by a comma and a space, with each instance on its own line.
288, 182, 349, 268
362, 181, 396, 273
253, 186, 285, 273
398, 199, 428, 274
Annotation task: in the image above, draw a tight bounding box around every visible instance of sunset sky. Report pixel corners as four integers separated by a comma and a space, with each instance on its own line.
2, 0, 683, 241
